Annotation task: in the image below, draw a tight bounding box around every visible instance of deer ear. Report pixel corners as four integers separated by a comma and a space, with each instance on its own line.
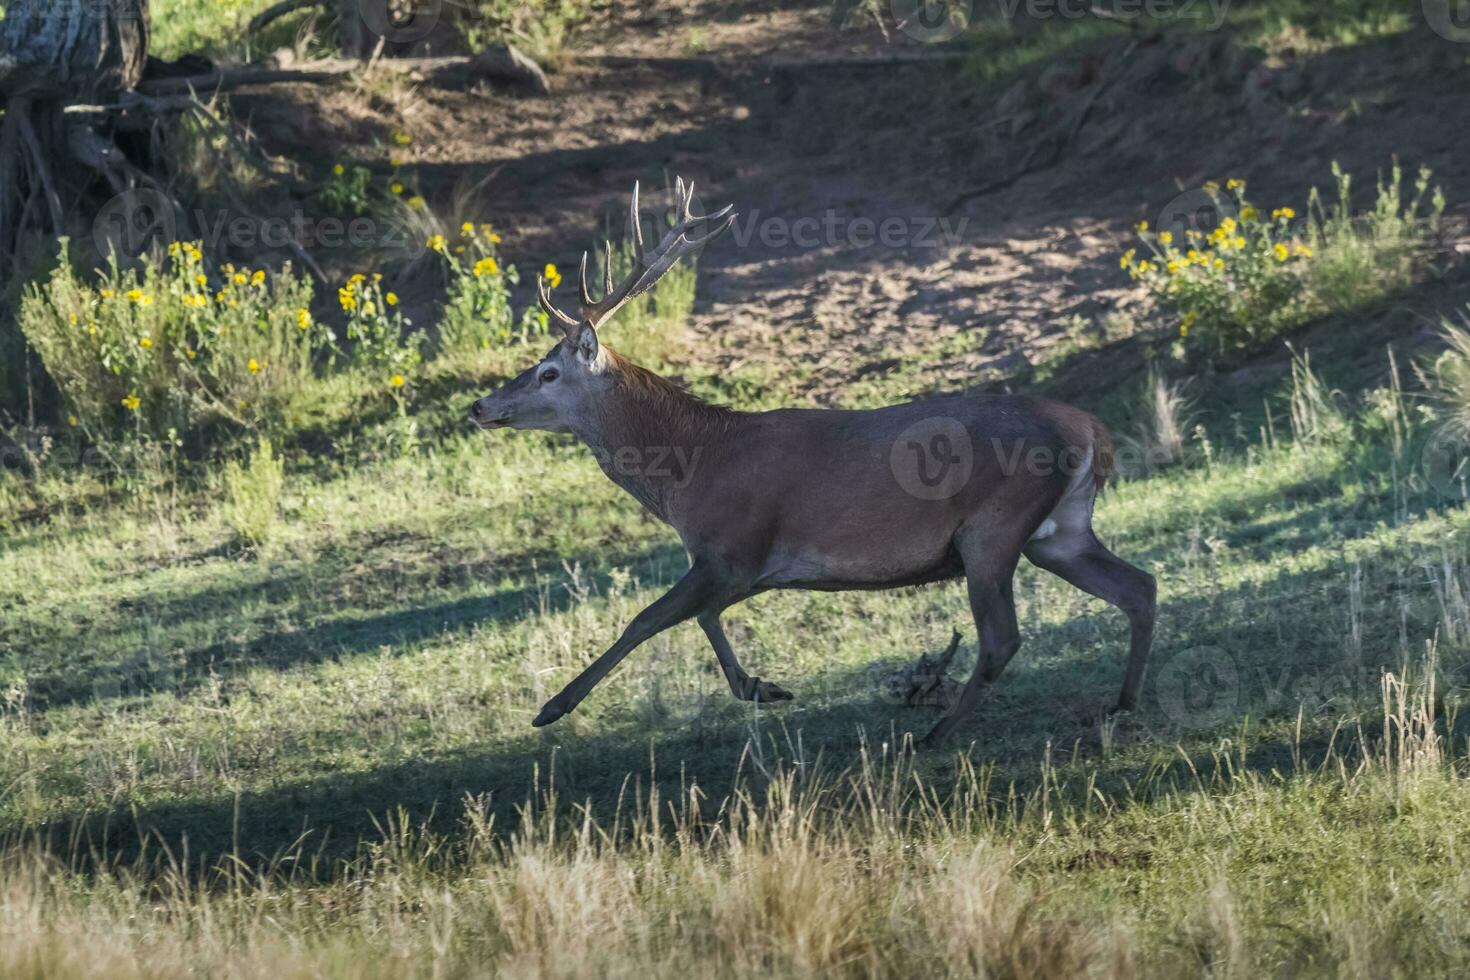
571, 323, 599, 363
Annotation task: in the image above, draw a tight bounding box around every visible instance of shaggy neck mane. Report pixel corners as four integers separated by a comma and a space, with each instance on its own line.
592, 347, 741, 447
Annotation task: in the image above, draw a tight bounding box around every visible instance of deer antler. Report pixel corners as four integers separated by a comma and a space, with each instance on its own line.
537, 177, 736, 337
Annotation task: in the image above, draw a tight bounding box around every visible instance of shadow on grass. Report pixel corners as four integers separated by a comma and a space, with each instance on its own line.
21, 506, 1467, 877
18, 537, 689, 711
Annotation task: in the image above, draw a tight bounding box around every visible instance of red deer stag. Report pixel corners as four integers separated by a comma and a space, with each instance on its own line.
470, 179, 1156, 743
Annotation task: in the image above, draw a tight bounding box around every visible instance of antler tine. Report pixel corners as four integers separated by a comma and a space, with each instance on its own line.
578, 251, 596, 308
629, 181, 645, 265
603, 239, 615, 297
537, 275, 579, 335
679, 178, 695, 223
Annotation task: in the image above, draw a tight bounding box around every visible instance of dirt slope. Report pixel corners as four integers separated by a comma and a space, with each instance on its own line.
239, 2, 1470, 405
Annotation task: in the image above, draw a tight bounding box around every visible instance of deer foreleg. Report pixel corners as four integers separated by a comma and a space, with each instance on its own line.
532, 563, 719, 727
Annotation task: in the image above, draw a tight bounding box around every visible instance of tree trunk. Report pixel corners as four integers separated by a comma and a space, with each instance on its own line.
0, 0, 150, 101
0, 0, 151, 258
0, 0, 151, 417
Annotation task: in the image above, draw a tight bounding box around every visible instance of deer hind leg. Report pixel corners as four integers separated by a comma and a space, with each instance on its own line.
699, 611, 793, 703
922, 532, 1023, 745
1024, 529, 1156, 712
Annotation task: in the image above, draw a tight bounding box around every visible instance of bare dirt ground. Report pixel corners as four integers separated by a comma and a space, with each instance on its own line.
239, 1, 1470, 404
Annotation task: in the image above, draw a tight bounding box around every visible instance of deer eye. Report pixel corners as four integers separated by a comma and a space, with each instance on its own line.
539, 368, 560, 384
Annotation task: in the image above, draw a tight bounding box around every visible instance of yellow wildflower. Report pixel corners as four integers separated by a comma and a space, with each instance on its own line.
1294, 243, 1314, 257
1136, 220, 1149, 233
393, 131, 412, 146
339, 287, 357, 312
100, 288, 115, 299
391, 182, 405, 195
454, 245, 466, 254
461, 222, 475, 237
385, 292, 399, 306
233, 273, 247, 286
1272, 207, 1296, 221
125, 288, 144, 303
427, 234, 447, 253
333, 163, 345, 176
1274, 243, 1290, 262
1226, 178, 1246, 190
1240, 206, 1259, 222
248, 358, 261, 375
121, 393, 141, 411
544, 263, 563, 288
186, 349, 197, 360
251, 270, 266, 286
362, 302, 377, 317
297, 308, 312, 330
1203, 180, 1220, 194
390, 374, 406, 388
139, 337, 153, 349
1159, 231, 1173, 245
168, 242, 182, 258
195, 274, 208, 286
351, 273, 367, 284
389, 153, 406, 168
474, 256, 500, 277
1213, 258, 1225, 271
408, 196, 427, 211
67, 415, 79, 427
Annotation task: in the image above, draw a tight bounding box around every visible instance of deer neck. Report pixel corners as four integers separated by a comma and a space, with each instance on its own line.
572, 355, 735, 519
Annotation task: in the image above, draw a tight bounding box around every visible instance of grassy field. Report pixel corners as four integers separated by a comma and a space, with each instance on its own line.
5, 256, 1470, 976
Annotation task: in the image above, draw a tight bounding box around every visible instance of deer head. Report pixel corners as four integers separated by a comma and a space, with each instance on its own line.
469, 178, 735, 433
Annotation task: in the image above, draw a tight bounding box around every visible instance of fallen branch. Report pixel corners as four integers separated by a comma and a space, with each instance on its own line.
136, 44, 552, 97
248, 0, 323, 34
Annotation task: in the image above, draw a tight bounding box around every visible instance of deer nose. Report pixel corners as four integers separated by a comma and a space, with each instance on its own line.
470, 400, 484, 419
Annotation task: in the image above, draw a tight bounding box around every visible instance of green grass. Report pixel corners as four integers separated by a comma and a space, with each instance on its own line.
968, 0, 1417, 82
4, 286, 1470, 973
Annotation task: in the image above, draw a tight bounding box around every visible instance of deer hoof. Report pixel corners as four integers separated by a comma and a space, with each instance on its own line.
748, 678, 794, 703
532, 701, 568, 727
